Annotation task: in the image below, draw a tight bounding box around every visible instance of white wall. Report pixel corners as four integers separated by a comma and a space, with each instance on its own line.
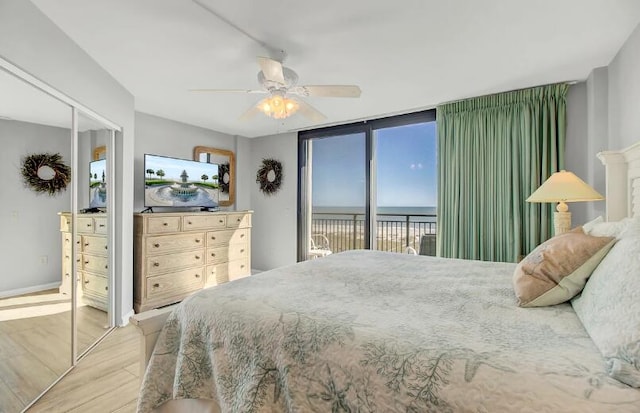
250, 132, 298, 271
565, 82, 590, 226
608, 23, 640, 150
0, 119, 70, 294
0, 0, 135, 324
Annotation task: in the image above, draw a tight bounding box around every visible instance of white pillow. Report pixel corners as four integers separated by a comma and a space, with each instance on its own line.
571, 230, 640, 387
582, 216, 635, 238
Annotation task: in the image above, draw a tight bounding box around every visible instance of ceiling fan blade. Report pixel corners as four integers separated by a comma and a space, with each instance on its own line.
257, 56, 285, 85
293, 85, 362, 98
189, 88, 266, 94
296, 99, 327, 122
239, 103, 262, 121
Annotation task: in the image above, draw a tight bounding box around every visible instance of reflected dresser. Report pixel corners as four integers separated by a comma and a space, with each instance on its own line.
59, 212, 109, 311
133, 210, 252, 313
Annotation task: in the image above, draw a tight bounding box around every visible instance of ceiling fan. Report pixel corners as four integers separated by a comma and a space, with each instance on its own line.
190, 57, 361, 122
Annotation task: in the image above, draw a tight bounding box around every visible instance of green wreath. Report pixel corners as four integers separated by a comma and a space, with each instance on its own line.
21, 153, 71, 196
256, 158, 283, 195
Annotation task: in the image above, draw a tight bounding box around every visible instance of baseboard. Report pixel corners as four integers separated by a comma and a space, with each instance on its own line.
0, 282, 60, 299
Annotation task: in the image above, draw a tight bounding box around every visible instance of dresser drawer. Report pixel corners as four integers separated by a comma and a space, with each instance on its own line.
228, 259, 250, 281
146, 267, 204, 301
146, 216, 181, 234
146, 232, 205, 255
82, 235, 108, 255
205, 264, 229, 287
147, 249, 204, 274
77, 217, 95, 233
228, 243, 249, 261
81, 254, 109, 274
82, 272, 108, 298
206, 229, 233, 247
206, 246, 228, 264
60, 215, 71, 232
183, 215, 226, 230
227, 213, 251, 228
94, 217, 108, 234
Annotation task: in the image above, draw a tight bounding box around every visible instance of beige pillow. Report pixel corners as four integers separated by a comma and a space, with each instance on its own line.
513, 228, 615, 307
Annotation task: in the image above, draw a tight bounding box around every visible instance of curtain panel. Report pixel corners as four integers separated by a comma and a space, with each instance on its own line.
436, 83, 568, 262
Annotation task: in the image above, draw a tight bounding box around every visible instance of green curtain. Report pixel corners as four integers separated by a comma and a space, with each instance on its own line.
436, 83, 568, 262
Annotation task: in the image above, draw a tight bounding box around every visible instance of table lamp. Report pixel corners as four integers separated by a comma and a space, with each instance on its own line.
526, 170, 604, 235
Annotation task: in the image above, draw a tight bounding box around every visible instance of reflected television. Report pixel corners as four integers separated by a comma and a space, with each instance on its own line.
89, 159, 107, 208
144, 154, 219, 208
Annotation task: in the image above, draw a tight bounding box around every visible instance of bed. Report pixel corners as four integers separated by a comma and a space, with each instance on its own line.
132, 141, 640, 413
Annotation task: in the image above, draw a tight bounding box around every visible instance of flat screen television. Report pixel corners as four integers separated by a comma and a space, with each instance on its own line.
89, 159, 107, 209
144, 154, 219, 208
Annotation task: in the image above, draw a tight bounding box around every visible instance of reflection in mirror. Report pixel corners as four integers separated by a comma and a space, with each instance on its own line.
0, 68, 73, 412
75, 111, 114, 358
193, 146, 235, 207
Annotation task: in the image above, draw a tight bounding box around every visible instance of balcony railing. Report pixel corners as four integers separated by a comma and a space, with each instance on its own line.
311, 212, 437, 255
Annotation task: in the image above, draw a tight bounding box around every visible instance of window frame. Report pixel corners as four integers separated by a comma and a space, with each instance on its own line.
297, 109, 436, 261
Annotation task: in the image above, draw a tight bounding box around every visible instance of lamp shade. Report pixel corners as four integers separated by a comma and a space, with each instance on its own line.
526, 170, 604, 203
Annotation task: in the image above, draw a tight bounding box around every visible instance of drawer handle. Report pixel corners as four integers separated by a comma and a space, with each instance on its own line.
188, 221, 192, 225
84, 242, 90, 247
210, 253, 215, 257
195, 274, 200, 278
195, 239, 201, 243
240, 249, 245, 253
99, 224, 105, 227
153, 262, 160, 267
195, 255, 201, 260
104, 265, 108, 269
163, 222, 168, 226
65, 272, 70, 277
219, 219, 223, 223
65, 238, 70, 243
240, 265, 245, 269
153, 243, 160, 248
86, 223, 92, 227
237, 218, 241, 222
84, 260, 90, 265
210, 236, 216, 240
84, 280, 89, 284
76, 259, 81, 263
65, 255, 70, 259
240, 234, 245, 238
104, 245, 108, 250
105, 286, 108, 291
153, 283, 160, 288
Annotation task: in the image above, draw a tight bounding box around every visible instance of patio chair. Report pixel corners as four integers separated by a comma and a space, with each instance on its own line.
309, 234, 332, 259
405, 246, 418, 255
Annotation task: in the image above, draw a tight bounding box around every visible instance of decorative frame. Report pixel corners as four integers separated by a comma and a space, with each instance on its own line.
256, 158, 283, 195
193, 146, 235, 207
20, 152, 71, 195
93, 145, 106, 160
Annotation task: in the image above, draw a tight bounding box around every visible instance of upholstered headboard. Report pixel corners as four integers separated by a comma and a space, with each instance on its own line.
598, 141, 640, 220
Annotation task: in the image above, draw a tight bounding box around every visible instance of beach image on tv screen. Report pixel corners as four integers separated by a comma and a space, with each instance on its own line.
89, 159, 107, 208
144, 155, 219, 207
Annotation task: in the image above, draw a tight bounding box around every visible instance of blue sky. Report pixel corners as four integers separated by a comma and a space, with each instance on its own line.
312, 122, 437, 207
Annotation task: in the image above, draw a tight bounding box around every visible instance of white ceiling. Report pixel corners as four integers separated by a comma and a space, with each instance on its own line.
30, 0, 640, 138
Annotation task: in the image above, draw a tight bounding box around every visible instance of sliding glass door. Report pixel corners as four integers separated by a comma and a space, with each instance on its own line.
298, 110, 436, 261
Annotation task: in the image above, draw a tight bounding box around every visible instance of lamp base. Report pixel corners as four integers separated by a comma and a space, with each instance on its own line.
554, 211, 571, 235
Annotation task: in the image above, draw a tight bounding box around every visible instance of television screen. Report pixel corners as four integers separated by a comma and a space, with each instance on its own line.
144, 154, 219, 208
89, 159, 107, 208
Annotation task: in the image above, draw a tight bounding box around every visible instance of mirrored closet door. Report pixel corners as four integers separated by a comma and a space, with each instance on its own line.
0, 61, 118, 412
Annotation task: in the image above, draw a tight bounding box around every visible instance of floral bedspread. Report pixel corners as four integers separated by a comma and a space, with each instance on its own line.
138, 250, 640, 412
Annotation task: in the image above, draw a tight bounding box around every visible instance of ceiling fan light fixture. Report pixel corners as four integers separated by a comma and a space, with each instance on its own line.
258, 95, 299, 119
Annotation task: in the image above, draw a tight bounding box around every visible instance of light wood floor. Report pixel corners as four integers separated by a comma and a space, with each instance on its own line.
27, 324, 140, 413
0, 291, 112, 413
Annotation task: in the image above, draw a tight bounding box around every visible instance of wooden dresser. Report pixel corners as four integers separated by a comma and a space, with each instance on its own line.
133, 210, 252, 313
59, 212, 109, 311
